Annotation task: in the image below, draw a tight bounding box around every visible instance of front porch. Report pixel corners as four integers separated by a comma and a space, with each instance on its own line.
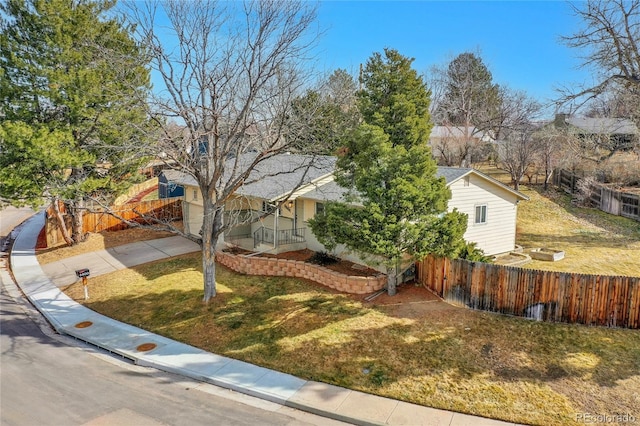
224, 220, 308, 254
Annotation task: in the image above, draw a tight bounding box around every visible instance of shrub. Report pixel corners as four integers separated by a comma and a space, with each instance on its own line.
457, 242, 492, 262
309, 251, 338, 266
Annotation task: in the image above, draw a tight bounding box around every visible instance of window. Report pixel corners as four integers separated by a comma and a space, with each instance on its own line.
261, 201, 279, 215
474, 204, 487, 224
315, 202, 325, 215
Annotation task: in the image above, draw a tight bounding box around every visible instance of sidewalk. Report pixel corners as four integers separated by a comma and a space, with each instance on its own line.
10, 212, 519, 426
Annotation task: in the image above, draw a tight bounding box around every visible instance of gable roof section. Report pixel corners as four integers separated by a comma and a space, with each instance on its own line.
437, 166, 529, 201
159, 169, 189, 182
302, 166, 529, 203
240, 154, 335, 201
301, 180, 349, 203
436, 166, 471, 183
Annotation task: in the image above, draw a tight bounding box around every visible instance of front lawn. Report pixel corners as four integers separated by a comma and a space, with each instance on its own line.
63, 254, 640, 426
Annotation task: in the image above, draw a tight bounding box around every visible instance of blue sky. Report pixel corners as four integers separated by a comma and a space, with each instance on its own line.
313, 1, 591, 109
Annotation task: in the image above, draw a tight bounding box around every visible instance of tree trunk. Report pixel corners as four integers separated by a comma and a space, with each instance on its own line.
69, 196, 86, 244
201, 201, 223, 303
544, 167, 552, 191
51, 199, 74, 246
386, 265, 398, 296
202, 239, 217, 302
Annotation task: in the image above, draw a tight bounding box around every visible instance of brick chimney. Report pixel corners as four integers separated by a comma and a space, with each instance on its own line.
554, 113, 569, 128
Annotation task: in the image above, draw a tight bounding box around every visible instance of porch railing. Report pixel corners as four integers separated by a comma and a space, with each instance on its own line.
253, 227, 305, 248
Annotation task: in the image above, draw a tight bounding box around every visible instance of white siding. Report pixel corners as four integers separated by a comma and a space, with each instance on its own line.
184, 184, 203, 206
448, 175, 520, 255
184, 202, 203, 237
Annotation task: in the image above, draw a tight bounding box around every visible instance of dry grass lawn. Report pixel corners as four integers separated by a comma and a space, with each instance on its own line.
62, 256, 640, 426
516, 186, 640, 277
477, 164, 640, 277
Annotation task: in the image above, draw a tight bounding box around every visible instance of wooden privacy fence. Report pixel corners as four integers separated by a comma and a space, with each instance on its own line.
113, 177, 159, 205
554, 169, 640, 221
416, 256, 640, 329
45, 198, 182, 247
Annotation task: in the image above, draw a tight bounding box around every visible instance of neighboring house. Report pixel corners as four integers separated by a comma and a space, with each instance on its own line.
170, 153, 528, 270
552, 113, 639, 152
158, 170, 185, 199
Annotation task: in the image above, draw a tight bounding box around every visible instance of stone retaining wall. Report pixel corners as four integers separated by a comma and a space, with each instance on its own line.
216, 251, 386, 294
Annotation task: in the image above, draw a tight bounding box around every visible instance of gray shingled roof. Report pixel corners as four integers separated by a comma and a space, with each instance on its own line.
301, 180, 350, 202
435, 166, 528, 200
566, 117, 638, 135
238, 154, 335, 200
160, 169, 190, 182
168, 154, 527, 202
167, 153, 335, 201
435, 167, 473, 183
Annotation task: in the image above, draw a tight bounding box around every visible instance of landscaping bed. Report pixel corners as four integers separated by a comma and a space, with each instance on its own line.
218, 249, 386, 294
224, 247, 381, 277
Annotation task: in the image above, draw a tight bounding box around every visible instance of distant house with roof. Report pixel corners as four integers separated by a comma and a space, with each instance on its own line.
551, 113, 639, 152
170, 153, 528, 269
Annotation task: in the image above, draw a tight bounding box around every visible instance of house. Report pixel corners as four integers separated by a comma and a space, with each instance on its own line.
436, 167, 528, 255
170, 153, 528, 270
158, 169, 186, 199
552, 113, 639, 152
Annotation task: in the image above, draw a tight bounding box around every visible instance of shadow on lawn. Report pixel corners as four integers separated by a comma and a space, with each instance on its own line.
83, 277, 640, 390
79, 255, 639, 419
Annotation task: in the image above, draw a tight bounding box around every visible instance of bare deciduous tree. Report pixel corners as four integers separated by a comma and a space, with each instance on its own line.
532, 125, 567, 190
429, 52, 502, 166
497, 124, 541, 191
494, 87, 542, 140
558, 0, 640, 124
428, 125, 492, 167
126, 0, 320, 302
